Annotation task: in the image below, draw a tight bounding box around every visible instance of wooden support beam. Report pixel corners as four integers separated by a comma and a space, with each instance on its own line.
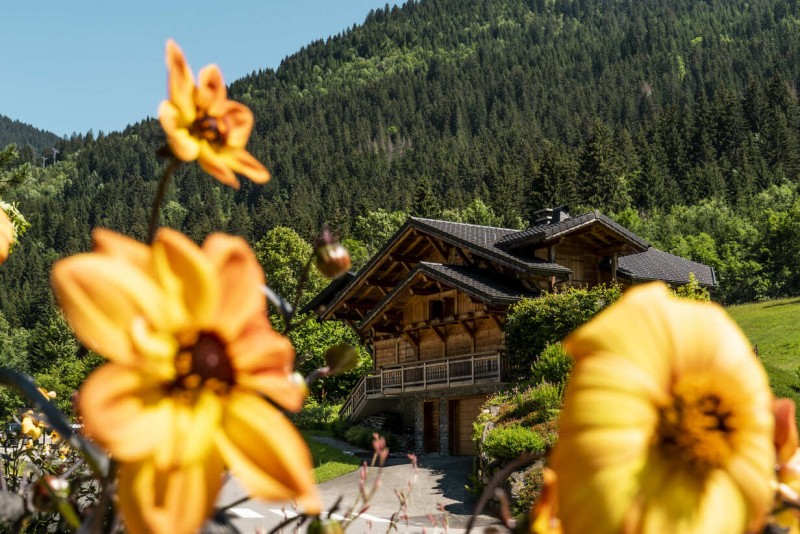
409, 287, 439, 296
431, 324, 446, 343
343, 302, 376, 311
489, 313, 505, 329
612, 252, 618, 283
404, 331, 420, 358
390, 253, 420, 264
459, 320, 475, 339
366, 277, 397, 288
426, 236, 449, 262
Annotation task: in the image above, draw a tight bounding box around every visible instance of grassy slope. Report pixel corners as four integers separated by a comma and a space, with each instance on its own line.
301, 430, 361, 484
727, 297, 800, 411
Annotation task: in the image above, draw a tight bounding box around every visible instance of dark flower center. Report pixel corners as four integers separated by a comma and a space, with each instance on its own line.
190, 114, 226, 146
657, 378, 736, 471
174, 333, 234, 394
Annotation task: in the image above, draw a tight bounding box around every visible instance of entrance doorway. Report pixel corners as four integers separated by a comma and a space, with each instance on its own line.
423, 401, 439, 453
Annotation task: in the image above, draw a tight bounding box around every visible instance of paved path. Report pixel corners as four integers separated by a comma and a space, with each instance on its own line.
216, 454, 499, 533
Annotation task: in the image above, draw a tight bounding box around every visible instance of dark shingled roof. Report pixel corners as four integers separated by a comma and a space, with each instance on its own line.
359, 262, 538, 331
495, 210, 649, 251
617, 247, 716, 286
411, 218, 571, 276
302, 272, 356, 314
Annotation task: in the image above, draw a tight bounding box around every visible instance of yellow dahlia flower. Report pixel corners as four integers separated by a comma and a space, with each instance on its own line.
51, 228, 318, 534
21, 411, 44, 441
158, 39, 269, 189
552, 282, 774, 534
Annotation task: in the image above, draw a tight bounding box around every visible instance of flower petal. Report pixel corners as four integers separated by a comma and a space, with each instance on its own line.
79, 364, 174, 461
92, 228, 151, 269
197, 143, 240, 188
202, 233, 266, 339
0, 208, 13, 264
636, 465, 746, 534
218, 101, 255, 149
196, 64, 227, 115
51, 254, 171, 366
216, 390, 319, 513
165, 39, 196, 123
776, 398, 799, 465
151, 388, 222, 470
564, 283, 674, 389
154, 228, 219, 330
227, 317, 305, 412
158, 101, 201, 162
221, 147, 271, 184
117, 451, 224, 534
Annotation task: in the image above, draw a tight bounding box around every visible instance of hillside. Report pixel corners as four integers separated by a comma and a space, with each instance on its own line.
0, 114, 61, 155
728, 298, 800, 413
3, 0, 800, 329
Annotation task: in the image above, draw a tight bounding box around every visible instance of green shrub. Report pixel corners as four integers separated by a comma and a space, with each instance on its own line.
292, 399, 341, 430
531, 343, 572, 386
504, 285, 621, 378
509, 382, 562, 425
483, 425, 546, 461
511, 468, 545, 516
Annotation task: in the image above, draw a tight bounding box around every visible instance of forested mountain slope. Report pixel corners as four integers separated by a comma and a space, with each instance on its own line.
4, 0, 800, 333
0, 114, 61, 156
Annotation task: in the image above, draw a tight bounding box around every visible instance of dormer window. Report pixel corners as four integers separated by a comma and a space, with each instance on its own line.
430, 297, 455, 320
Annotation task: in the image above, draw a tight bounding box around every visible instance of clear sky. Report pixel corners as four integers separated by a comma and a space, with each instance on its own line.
1, 1, 401, 137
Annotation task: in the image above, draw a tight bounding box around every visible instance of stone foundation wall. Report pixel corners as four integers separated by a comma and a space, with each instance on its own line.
396, 383, 503, 456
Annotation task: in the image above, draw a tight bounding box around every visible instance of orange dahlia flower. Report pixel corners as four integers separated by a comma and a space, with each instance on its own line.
0, 207, 14, 264
158, 39, 269, 188
552, 283, 774, 534
52, 228, 318, 534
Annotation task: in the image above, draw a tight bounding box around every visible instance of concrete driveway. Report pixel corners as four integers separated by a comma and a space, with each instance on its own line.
216, 455, 500, 533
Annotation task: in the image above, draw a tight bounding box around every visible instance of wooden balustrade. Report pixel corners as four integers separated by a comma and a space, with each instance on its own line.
340, 351, 505, 421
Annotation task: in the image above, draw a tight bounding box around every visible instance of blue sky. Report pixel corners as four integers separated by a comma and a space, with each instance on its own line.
1, 1, 401, 137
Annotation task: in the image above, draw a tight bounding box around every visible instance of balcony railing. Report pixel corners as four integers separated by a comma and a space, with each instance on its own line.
340, 351, 504, 421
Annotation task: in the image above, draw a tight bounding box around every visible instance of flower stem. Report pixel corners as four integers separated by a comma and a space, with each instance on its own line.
290, 256, 315, 317
147, 157, 179, 244
0, 367, 110, 478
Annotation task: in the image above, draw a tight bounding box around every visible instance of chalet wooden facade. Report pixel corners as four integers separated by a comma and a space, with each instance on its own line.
310, 208, 715, 456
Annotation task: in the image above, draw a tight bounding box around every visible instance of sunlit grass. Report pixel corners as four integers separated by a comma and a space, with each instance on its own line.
728, 297, 800, 424
301, 430, 362, 484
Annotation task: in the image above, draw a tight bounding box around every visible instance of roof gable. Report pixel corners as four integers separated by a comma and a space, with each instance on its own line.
496, 210, 649, 252
617, 247, 716, 286
359, 262, 538, 333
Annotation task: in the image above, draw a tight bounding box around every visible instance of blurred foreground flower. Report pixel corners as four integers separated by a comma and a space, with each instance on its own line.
0, 206, 14, 264
21, 410, 45, 441
158, 39, 269, 188
551, 283, 774, 533
774, 398, 800, 533
52, 228, 318, 534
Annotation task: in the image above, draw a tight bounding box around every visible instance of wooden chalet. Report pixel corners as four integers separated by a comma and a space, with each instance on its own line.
310, 208, 715, 456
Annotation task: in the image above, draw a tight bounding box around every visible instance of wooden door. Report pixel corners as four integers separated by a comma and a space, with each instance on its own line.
423, 401, 439, 453
450, 396, 485, 456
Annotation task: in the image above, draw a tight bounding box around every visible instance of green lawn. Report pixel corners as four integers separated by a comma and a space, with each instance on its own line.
301, 430, 362, 484
727, 297, 800, 419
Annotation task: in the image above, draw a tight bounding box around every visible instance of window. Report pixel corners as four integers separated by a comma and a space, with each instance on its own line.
429, 297, 455, 320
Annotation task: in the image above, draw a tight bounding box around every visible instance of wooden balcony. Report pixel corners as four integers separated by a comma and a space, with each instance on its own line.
340, 351, 505, 422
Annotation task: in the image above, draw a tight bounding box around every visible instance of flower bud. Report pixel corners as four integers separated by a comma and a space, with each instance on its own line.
315, 243, 351, 278
314, 227, 351, 279
324, 344, 359, 375
307, 518, 344, 534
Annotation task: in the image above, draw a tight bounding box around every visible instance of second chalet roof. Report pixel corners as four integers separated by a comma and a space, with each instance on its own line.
410, 217, 571, 275
359, 262, 538, 331
618, 247, 717, 286
495, 210, 650, 251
